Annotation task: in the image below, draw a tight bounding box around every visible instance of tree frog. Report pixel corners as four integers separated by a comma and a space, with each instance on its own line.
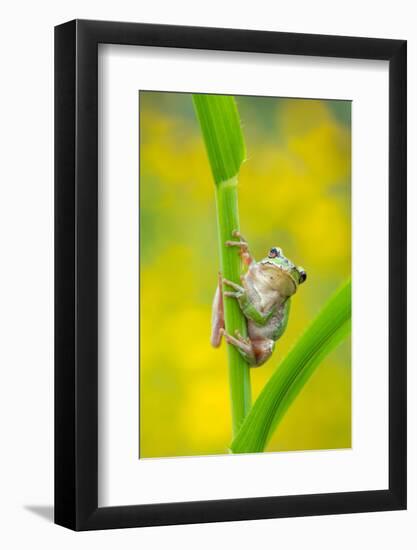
211, 230, 307, 367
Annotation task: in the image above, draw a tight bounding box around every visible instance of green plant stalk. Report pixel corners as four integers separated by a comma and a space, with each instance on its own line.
215, 179, 252, 435
231, 280, 351, 453
192, 94, 251, 435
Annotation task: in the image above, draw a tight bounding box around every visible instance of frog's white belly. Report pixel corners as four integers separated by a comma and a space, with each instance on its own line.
247, 280, 281, 313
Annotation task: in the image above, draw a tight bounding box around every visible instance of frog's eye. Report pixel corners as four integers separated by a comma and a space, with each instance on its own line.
268, 247, 281, 258
298, 269, 307, 284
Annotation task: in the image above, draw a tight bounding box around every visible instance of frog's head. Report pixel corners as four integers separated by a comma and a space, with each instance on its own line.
258, 247, 307, 296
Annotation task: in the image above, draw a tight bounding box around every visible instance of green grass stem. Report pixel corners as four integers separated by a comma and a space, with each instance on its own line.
193, 94, 251, 435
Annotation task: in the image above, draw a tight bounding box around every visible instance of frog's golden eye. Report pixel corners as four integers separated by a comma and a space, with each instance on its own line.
298, 269, 307, 284
268, 247, 280, 258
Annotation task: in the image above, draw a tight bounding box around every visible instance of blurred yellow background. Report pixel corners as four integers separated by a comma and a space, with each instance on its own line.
139, 92, 351, 458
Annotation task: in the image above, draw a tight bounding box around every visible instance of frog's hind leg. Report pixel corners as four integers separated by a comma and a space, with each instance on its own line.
223, 331, 275, 367
222, 330, 257, 366
210, 272, 225, 348
251, 339, 275, 367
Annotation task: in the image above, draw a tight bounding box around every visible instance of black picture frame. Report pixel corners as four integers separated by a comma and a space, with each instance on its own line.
55, 19, 407, 531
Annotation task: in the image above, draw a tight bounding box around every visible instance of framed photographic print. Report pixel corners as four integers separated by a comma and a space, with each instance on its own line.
55, 19, 406, 530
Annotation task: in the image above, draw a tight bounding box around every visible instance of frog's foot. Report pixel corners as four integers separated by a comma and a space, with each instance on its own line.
225, 230, 253, 266
223, 278, 244, 298
222, 330, 275, 367
225, 239, 248, 249
222, 329, 256, 366
234, 329, 251, 345
231, 229, 246, 240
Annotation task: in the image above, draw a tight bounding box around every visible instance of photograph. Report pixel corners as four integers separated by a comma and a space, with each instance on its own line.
139, 91, 352, 459
0, 1, 410, 543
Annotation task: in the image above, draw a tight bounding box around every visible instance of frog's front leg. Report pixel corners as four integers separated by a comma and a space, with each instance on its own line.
225, 230, 254, 266
222, 277, 245, 298
222, 329, 275, 367
223, 278, 275, 327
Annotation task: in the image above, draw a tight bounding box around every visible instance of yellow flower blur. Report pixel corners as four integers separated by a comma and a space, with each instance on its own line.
140, 92, 351, 458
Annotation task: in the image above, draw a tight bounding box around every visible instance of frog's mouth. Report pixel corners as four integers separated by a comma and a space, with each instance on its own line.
260, 261, 297, 295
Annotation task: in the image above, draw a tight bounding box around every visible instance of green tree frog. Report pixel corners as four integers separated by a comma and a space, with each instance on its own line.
211, 230, 307, 367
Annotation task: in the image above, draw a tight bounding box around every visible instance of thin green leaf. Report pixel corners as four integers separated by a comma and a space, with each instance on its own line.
230, 279, 351, 453
192, 94, 246, 185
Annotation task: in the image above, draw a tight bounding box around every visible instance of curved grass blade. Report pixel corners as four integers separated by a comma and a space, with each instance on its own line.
230, 279, 351, 453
